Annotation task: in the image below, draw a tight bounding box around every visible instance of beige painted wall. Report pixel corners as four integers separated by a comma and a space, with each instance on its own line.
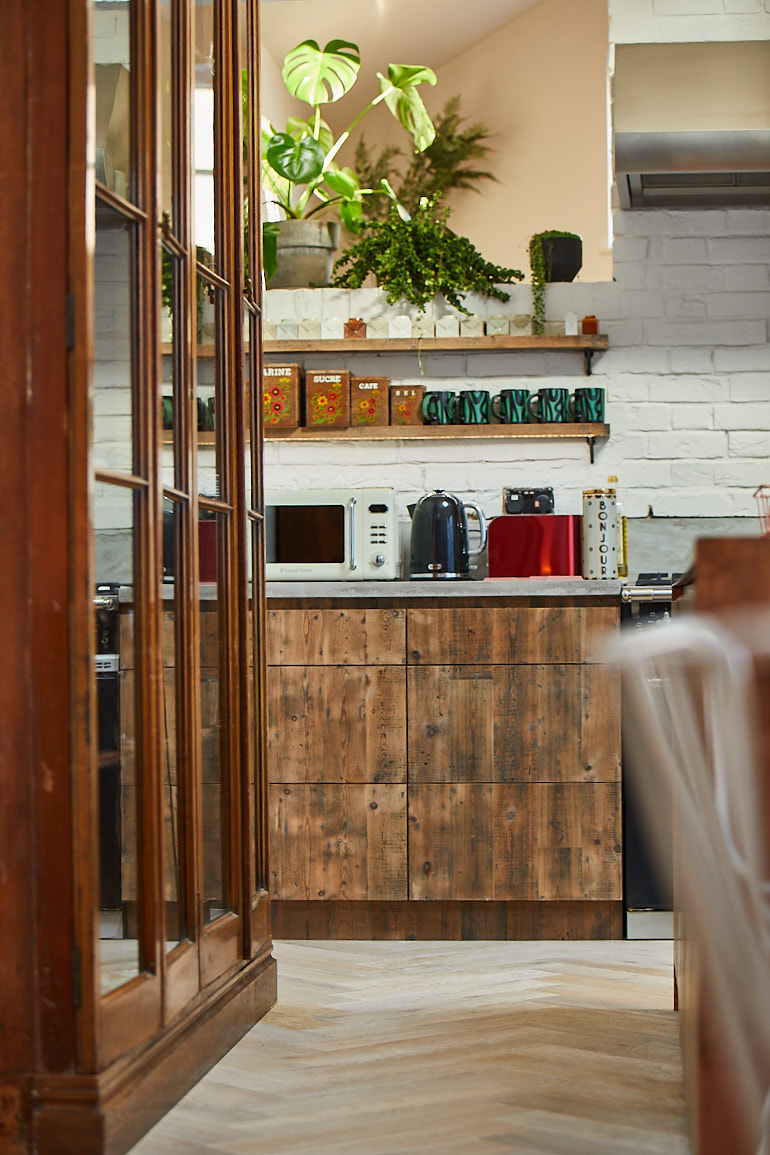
261, 0, 612, 282
433, 0, 611, 282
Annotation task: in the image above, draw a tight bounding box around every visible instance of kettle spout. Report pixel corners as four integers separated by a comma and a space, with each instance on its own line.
407, 503, 416, 520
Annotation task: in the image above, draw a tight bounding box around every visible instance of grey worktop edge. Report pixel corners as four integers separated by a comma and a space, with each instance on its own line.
266, 579, 623, 599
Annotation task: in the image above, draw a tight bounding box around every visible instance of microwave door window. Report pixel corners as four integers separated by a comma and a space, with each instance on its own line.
269, 505, 346, 564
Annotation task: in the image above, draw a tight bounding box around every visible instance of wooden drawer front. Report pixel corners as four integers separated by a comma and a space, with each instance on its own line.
267, 608, 406, 666
407, 606, 618, 666
493, 783, 622, 901
268, 666, 406, 783
269, 783, 407, 900
408, 784, 494, 901
408, 783, 621, 901
408, 665, 620, 784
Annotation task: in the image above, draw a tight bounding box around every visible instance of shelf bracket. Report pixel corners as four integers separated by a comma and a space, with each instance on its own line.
583, 349, 594, 376
587, 436, 596, 464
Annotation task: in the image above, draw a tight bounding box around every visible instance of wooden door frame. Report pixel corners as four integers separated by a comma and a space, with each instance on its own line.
0, 0, 275, 1149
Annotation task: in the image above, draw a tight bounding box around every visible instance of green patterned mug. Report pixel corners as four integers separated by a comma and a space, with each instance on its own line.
570, 387, 605, 422
422, 390, 457, 425
492, 389, 531, 424
454, 389, 490, 424
528, 387, 570, 423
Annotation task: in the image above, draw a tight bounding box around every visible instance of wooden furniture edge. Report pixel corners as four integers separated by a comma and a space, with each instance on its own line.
270, 900, 623, 941
30, 951, 277, 1155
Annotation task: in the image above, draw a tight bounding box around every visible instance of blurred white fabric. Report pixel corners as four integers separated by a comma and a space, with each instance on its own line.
610, 614, 770, 1155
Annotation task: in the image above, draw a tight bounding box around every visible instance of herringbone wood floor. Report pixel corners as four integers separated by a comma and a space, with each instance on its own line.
130, 939, 689, 1154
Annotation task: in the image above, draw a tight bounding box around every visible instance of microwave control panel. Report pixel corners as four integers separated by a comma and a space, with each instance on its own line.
360, 490, 397, 579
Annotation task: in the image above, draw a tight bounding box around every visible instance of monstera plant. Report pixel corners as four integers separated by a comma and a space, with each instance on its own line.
262, 38, 437, 235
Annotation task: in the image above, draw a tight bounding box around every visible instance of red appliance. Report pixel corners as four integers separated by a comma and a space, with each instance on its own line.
487, 514, 582, 578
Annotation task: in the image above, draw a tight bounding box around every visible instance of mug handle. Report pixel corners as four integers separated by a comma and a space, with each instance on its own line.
452, 393, 466, 424
421, 394, 437, 424
568, 394, 577, 422
491, 393, 503, 421
528, 394, 540, 423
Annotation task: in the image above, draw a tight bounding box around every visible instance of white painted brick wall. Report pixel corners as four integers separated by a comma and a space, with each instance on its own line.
262, 201, 770, 524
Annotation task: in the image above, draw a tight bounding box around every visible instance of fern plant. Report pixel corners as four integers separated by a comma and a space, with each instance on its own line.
331, 198, 522, 314
355, 96, 497, 221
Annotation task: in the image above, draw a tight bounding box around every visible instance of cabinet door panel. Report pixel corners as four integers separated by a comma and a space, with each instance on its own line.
408, 666, 620, 784
268, 608, 406, 666
407, 606, 618, 666
408, 784, 494, 900
269, 783, 407, 900
493, 783, 622, 901
268, 665, 406, 783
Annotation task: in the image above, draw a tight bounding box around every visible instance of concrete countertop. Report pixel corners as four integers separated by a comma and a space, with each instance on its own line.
267, 578, 623, 599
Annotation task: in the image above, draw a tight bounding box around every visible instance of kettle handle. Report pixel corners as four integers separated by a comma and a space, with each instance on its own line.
463, 501, 487, 557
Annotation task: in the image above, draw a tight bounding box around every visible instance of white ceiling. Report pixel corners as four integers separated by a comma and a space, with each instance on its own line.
260, 0, 542, 73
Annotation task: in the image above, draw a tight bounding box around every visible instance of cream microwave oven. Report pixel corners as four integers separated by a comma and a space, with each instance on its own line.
264, 488, 398, 581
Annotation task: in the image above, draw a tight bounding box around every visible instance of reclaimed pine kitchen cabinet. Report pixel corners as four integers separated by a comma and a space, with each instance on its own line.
267, 585, 623, 940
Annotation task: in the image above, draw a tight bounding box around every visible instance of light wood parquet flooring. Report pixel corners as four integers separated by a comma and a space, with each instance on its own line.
130, 940, 689, 1155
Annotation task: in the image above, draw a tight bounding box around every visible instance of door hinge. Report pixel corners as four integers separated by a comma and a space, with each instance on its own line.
66, 292, 75, 350
72, 947, 82, 1008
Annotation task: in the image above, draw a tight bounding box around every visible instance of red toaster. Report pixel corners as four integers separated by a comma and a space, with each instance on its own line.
487, 514, 582, 578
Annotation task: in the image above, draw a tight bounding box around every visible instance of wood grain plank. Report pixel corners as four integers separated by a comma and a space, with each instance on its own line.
267, 608, 406, 666
408, 784, 494, 900
270, 900, 625, 940
493, 783, 622, 901
269, 784, 407, 901
408, 665, 620, 784
407, 606, 618, 666
268, 665, 406, 783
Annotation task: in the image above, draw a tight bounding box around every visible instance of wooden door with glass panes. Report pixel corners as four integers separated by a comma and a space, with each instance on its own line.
0, 0, 272, 1149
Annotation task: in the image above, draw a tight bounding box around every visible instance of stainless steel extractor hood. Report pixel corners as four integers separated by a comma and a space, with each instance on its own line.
613, 41, 770, 209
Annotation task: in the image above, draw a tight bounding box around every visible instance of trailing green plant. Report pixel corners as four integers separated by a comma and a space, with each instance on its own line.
160, 245, 214, 338
529, 229, 581, 335
331, 197, 523, 315
261, 38, 437, 234
355, 96, 497, 221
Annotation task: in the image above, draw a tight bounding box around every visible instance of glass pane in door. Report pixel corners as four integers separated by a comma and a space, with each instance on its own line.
193, 1, 216, 267
94, 0, 133, 198
93, 483, 141, 993
162, 498, 187, 948
94, 204, 135, 469
159, 0, 173, 222
199, 514, 232, 924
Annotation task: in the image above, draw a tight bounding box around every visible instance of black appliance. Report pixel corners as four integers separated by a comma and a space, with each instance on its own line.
95, 583, 122, 911
620, 572, 681, 938
408, 490, 487, 580
503, 486, 555, 515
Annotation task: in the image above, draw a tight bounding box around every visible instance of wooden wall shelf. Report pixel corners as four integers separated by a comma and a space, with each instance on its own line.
163, 422, 609, 461
262, 333, 609, 376
264, 422, 609, 461
164, 335, 609, 375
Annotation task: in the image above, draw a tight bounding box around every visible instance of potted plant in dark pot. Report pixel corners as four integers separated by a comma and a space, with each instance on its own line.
262, 38, 437, 288
529, 229, 582, 335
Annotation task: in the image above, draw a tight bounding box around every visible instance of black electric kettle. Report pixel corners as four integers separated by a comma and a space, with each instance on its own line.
408, 490, 487, 580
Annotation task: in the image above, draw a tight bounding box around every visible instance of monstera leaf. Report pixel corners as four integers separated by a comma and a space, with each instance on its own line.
266, 132, 325, 184
282, 39, 360, 106
378, 64, 437, 152
323, 166, 366, 233
285, 115, 335, 154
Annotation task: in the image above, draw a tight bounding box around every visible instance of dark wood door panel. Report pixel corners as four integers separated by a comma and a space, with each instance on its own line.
408, 665, 620, 784
269, 783, 407, 900
268, 665, 406, 783
267, 608, 406, 666
407, 606, 618, 666
408, 783, 621, 902
408, 784, 494, 900
493, 783, 622, 901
